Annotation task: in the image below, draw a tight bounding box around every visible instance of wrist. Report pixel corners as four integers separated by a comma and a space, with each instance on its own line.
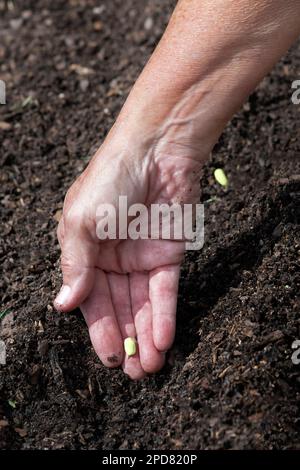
113, 80, 221, 165
112, 50, 260, 163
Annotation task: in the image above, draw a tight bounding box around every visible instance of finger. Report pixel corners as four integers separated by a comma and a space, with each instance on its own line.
130, 272, 165, 374
122, 349, 146, 380
149, 264, 180, 352
54, 211, 98, 312
108, 273, 145, 380
108, 273, 136, 338
81, 269, 123, 368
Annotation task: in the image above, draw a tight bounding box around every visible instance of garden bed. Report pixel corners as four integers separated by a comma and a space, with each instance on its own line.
0, 0, 299, 450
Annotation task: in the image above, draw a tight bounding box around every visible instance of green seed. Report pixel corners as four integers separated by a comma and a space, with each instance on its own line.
124, 337, 137, 357
214, 168, 228, 187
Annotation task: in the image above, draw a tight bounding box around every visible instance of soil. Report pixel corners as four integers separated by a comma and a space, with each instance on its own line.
0, 0, 300, 450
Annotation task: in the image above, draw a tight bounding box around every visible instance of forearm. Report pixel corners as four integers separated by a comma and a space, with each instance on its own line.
113, 0, 300, 158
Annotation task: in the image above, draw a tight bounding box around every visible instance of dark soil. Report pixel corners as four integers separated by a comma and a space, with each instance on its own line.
0, 0, 300, 450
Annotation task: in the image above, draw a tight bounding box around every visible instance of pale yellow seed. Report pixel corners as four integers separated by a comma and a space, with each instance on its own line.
124, 337, 137, 357
214, 168, 228, 188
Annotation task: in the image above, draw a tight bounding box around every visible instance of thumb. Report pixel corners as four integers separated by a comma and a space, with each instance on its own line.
54, 214, 99, 312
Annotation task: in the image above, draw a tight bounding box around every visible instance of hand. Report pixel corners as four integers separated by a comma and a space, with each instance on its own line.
54, 127, 203, 379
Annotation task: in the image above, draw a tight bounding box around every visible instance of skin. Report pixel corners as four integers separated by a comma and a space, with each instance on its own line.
54, 0, 300, 379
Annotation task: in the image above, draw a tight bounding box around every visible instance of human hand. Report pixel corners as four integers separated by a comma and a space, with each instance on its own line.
54, 122, 204, 379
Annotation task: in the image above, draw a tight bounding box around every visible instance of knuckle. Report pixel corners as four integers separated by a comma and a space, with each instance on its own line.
60, 254, 79, 276
60, 250, 77, 267
60, 255, 72, 271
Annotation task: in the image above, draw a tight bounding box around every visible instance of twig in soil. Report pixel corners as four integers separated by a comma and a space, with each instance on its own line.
273, 175, 300, 185
1, 96, 38, 120
0, 1, 15, 11
218, 365, 233, 379
0, 309, 10, 320
204, 196, 220, 204
49, 348, 64, 379
251, 330, 285, 351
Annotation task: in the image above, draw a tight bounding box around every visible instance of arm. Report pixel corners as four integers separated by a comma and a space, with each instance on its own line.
114, 0, 300, 156
55, 0, 300, 379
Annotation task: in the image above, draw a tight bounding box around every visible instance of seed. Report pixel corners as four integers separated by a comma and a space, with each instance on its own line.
214, 168, 228, 188
124, 337, 137, 357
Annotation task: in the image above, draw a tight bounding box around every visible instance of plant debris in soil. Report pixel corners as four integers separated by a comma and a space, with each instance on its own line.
0, 0, 300, 450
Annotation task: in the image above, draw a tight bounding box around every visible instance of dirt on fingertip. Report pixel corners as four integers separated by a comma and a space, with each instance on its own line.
0, 0, 299, 450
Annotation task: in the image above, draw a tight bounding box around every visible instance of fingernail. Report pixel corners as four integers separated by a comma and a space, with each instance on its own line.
55, 285, 71, 307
